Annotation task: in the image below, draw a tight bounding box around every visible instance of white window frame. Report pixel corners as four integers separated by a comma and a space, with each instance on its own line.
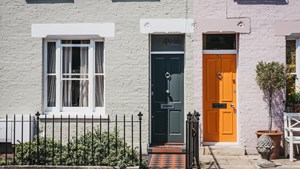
44, 39, 105, 115
296, 39, 300, 91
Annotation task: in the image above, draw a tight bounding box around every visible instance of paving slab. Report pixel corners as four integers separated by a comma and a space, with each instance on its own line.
200, 155, 300, 169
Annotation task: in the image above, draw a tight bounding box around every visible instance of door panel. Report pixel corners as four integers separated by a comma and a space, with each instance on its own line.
203, 54, 236, 142
207, 59, 219, 101
169, 110, 181, 134
221, 59, 233, 102
169, 57, 182, 102
221, 110, 233, 134
151, 54, 184, 143
154, 110, 168, 135
207, 110, 219, 134
153, 58, 167, 103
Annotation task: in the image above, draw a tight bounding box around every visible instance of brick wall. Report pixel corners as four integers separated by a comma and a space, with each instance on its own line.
0, 0, 194, 152
194, 0, 297, 154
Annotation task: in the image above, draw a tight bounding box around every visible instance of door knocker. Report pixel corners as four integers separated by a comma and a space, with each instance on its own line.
217, 72, 223, 80
165, 72, 171, 80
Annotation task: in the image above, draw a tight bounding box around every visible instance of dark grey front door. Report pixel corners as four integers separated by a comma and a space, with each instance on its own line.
151, 54, 184, 143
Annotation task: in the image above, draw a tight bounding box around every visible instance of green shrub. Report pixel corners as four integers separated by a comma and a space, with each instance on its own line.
65, 130, 139, 167
14, 137, 66, 165
8, 128, 142, 168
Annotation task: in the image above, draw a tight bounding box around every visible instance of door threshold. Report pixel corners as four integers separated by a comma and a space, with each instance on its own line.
150, 143, 185, 146
148, 143, 186, 154
203, 142, 239, 146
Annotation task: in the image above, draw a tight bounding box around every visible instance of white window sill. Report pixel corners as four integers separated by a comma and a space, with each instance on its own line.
40, 113, 108, 120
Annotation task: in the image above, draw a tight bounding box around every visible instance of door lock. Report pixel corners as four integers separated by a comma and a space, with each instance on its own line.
217, 72, 223, 80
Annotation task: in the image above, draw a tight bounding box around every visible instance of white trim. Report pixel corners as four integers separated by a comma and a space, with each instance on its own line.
43, 40, 48, 112
203, 142, 240, 146
40, 113, 108, 119
44, 39, 105, 114
56, 40, 61, 113
150, 51, 185, 54
149, 34, 152, 144
140, 19, 195, 34
296, 39, 300, 92
32, 23, 115, 38
202, 50, 237, 54
89, 40, 95, 112
61, 44, 90, 47
61, 78, 89, 80
236, 40, 240, 145
199, 18, 250, 34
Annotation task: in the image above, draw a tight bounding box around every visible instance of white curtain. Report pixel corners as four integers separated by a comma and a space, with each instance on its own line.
79, 41, 89, 107
63, 44, 72, 107
47, 42, 56, 107
95, 42, 104, 107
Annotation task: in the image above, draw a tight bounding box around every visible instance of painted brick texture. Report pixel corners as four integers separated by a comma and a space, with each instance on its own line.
194, 0, 297, 154
1, 0, 298, 155
0, 0, 194, 152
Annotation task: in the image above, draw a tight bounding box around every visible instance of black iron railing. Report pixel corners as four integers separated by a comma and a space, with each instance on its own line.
0, 112, 143, 167
186, 111, 200, 169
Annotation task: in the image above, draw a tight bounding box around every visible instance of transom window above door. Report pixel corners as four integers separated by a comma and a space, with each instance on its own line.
45, 39, 104, 114
203, 34, 236, 50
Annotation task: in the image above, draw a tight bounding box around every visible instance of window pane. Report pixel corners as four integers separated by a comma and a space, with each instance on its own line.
286, 40, 296, 73
62, 40, 90, 44
63, 80, 89, 107
62, 75, 88, 79
95, 75, 104, 107
62, 47, 88, 74
47, 76, 56, 107
203, 34, 236, 50
95, 42, 104, 73
47, 42, 56, 73
151, 35, 184, 51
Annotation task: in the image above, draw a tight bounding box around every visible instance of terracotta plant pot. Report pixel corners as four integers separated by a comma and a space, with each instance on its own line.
256, 130, 283, 159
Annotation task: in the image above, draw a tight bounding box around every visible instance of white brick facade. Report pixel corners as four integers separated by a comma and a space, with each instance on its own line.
0, 0, 194, 152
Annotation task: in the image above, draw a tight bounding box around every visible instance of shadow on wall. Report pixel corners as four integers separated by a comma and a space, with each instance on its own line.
112, 0, 159, 2
26, 0, 74, 3
263, 89, 285, 131
234, 0, 288, 5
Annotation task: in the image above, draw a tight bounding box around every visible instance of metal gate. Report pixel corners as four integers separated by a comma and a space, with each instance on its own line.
186, 111, 200, 169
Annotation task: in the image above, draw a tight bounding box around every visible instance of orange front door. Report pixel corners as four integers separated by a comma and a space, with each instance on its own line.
203, 54, 237, 142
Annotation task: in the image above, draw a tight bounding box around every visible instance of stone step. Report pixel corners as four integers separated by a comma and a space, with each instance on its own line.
148, 144, 185, 154
200, 145, 245, 156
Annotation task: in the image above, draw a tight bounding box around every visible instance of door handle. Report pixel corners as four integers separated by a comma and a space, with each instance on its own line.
231, 103, 234, 108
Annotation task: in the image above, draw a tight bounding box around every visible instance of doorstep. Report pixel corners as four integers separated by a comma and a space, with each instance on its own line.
148, 143, 185, 154
200, 145, 245, 156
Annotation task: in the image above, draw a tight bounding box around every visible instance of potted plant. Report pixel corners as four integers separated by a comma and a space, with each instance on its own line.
287, 91, 300, 112
255, 61, 287, 159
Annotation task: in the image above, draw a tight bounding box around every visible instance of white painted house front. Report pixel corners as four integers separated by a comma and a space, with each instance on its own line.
0, 0, 299, 155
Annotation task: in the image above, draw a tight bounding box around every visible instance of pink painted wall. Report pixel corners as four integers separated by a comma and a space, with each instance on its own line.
193, 0, 298, 154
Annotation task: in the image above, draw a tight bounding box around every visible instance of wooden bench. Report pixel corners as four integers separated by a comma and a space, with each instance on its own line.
284, 113, 300, 161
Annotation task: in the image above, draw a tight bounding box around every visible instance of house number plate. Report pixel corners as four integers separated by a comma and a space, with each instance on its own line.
161, 104, 175, 109
212, 103, 227, 109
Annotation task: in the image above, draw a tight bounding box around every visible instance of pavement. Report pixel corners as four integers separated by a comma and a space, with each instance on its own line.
200, 155, 300, 169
